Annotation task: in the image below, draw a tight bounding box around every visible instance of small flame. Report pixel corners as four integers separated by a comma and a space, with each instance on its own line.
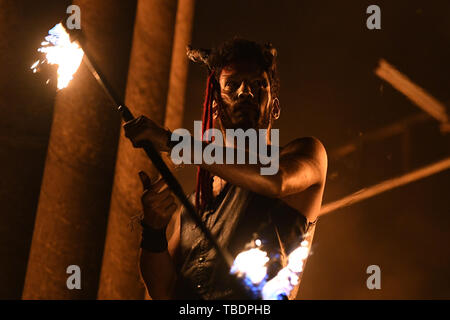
230, 238, 311, 300
230, 247, 269, 285
286, 243, 309, 273
32, 23, 84, 89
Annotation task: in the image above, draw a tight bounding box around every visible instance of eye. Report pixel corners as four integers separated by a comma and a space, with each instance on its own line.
259, 79, 268, 88
225, 80, 238, 90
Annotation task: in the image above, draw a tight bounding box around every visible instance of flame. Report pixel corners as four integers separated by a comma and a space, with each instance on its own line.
261, 240, 310, 300
230, 247, 269, 285
31, 23, 84, 89
230, 238, 311, 300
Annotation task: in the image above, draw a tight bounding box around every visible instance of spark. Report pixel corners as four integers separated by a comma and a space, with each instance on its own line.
31, 60, 39, 69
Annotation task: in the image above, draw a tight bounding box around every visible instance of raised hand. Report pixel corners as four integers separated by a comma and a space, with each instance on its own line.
138, 171, 178, 229
124, 115, 171, 152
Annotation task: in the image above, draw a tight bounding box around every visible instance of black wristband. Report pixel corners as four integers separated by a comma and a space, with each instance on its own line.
140, 221, 168, 253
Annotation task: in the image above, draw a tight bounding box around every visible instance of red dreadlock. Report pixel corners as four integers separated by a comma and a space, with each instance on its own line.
195, 71, 216, 212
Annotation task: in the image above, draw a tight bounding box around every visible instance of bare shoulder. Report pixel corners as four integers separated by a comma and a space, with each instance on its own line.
280, 137, 328, 220
282, 136, 328, 167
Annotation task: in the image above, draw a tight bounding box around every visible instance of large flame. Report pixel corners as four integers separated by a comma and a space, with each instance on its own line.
230, 238, 311, 300
31, 23, 84, 89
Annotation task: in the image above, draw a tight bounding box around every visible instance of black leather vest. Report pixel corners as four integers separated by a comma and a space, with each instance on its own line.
173, 184, 316, 300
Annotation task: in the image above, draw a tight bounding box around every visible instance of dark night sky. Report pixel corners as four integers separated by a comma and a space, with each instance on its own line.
0, 0, 449, 299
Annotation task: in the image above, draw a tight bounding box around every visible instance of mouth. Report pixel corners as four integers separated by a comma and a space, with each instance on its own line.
219, 100, 260, 129
230, 105, 259, 129
234, 102, 259, 115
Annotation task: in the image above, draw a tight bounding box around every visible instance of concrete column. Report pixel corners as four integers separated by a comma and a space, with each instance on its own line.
0, 0, 70, 300
22, 0, 136, 299
165, 0, 196, 131
97, 0, 179, 299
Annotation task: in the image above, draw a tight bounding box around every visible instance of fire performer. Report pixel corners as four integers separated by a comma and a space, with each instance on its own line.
124, 39, 327, 299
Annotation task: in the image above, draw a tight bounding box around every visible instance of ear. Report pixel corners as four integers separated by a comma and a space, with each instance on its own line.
264, 43, 278, 58
269, 47, 277, 58
271, 98, 280, 120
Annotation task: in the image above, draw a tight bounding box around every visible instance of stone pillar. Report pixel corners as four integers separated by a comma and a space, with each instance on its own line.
165, 0, 196, 131
97, 0, 179, 299
0, 0, 70, 300
164, 0, 197, 198
22, 0, 136, 299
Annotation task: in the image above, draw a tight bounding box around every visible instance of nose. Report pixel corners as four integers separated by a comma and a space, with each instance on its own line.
237, 82, 254, 100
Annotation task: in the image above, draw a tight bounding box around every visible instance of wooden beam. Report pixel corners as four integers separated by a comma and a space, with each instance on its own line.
330, 113, 429, 160
375, 59, 449, 132
320, 157, 450, 216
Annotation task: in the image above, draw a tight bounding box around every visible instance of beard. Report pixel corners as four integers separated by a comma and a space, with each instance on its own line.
217, 100, 266, 130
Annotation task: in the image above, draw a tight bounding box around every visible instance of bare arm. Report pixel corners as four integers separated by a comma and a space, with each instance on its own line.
137, 172, 180, 299
139, 250, 175, 299
171, 132, 327, 198
197, 137, 327, 198
123, 116, 327, 199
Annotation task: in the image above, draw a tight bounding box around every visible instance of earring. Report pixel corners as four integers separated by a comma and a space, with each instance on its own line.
272, 98, 280, 119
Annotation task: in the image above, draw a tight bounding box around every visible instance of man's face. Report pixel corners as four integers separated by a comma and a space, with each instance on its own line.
216, 61, 273, 130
